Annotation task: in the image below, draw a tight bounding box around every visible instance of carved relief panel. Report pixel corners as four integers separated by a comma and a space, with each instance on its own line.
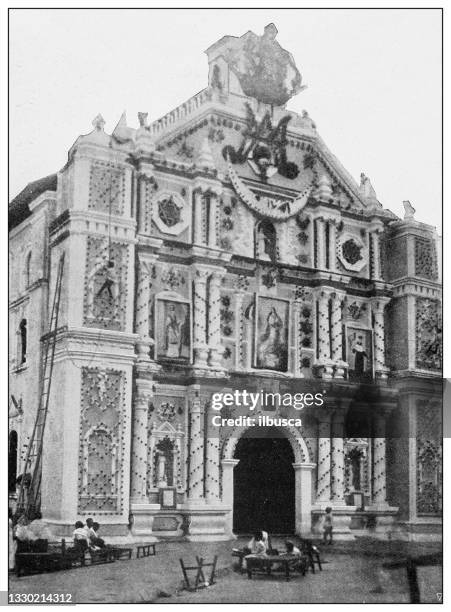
78, 367, 126, 514
88, 161, 126, 216
83, 237, 129, 331
415, 298, 442, 371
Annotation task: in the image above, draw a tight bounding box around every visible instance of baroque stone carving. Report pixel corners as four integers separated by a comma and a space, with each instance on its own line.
153, 191, 189, 236
415, 298, 442, 370
337, 233, 367, 272
88, 161, 125, 215
160, 267, 186, 291
348, 301, 367, 320
220, 294, 234, 337
416, 439, 442, 514
414, 237, 437, 280
223, 102, 301, 182
78, 367, 125, 514
157, 402, 177, 423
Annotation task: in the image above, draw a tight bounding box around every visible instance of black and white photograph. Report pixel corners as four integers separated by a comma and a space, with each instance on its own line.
5, 5, 444, 606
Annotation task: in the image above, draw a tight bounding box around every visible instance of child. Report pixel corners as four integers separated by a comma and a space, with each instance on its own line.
73, 521, 89, 552
323, 507, 333, 545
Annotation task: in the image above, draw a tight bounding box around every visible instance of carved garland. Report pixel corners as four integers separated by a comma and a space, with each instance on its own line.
227, 159, 314, 220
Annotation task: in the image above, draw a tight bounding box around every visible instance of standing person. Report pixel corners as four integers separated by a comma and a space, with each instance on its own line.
9, 509, 16, 571
323, 507, 333, 545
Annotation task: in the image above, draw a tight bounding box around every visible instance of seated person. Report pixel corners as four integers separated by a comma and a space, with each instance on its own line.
283, 540, 301, 555
72, 521, 89, 552
90, 522, 106, 549
243, 531, 267, 570
247, 529, 270, 553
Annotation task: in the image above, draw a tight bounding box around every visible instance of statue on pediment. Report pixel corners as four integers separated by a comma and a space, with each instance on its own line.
225, 23, 306, 106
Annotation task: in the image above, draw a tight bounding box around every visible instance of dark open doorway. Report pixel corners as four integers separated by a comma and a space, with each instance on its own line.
233, 427, 295, 534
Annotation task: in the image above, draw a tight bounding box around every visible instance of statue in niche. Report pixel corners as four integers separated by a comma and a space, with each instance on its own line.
156, 452, 168, 487
348, 448, 364, 491
164, 304, 182, 357
351, 335, 368, 375
157, 300, 190, 360
256, 220, 276, 262
154, 437, 175, 488
257, 301, 288, 371
347, 329, 372, 380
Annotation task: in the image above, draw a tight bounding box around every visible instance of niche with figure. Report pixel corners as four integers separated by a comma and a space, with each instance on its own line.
255, 220, 277, 262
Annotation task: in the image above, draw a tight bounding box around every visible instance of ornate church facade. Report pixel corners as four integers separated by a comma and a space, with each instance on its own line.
9, 24, 442, 540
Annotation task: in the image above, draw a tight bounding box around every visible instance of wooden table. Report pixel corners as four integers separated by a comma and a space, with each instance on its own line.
246, 555, 307, 582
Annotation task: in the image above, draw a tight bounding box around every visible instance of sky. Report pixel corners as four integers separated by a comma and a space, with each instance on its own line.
9, 8, 442, 231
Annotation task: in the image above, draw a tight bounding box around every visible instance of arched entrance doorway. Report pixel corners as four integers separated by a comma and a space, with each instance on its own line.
233, 427, 295, 534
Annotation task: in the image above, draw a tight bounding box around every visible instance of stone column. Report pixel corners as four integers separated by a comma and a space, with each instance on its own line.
370, 230, 382, 280
330, 291, 346, 378
293, 463, 315, 534
328, 219, 337, 272
193, 189, 204, 245
331, 411, 346, 504
205, 401, 220, 504
208, 270, 224, 368
192, 267, 210, 367
135, 254, 155, 361
208, 191, 218, 248
316, 217, 326, 270
137, 167, 154, 234
221, 459, 239, 536
316, 413, 332, 502
234, 291, 244, 369
188, 388, 205, 503
316, 289, 333, 379
293, 300, 302, 377
371, 297, 389, 380
372, 412, 388, 507
130, 379, 153, 502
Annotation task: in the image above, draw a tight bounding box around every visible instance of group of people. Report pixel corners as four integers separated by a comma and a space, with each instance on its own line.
72, 518, 105, 552
238, 530, 302, 570
236, 508, 334, 571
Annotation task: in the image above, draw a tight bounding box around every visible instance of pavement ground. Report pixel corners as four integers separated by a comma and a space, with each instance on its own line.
9, 537, 442, 604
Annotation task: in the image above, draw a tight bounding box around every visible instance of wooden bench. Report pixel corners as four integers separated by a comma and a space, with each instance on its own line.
246, 554, 307, 582
15, 539, 84, 576
110, 547, 133, 560
136, 543, 157, 558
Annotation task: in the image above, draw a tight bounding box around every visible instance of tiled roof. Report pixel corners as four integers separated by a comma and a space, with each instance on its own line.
9, 174, 57, 230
